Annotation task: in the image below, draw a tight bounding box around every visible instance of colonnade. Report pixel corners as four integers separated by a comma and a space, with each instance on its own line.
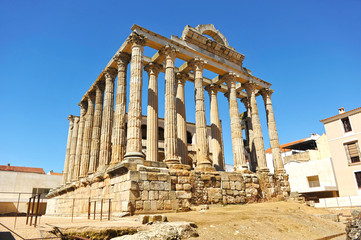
61, 33, 284, 186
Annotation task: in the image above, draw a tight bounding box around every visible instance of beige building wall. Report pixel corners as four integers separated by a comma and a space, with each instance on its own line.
321, 108, 361, 197
0, 171, 62, 214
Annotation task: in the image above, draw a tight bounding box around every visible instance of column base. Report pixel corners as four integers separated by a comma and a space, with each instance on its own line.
275, 168, 286, 174
195, 163, 216, 172
257, 167, 270, 173
165, 157, 180, 165
124, 151, 145, 161
234, 164, 249, 173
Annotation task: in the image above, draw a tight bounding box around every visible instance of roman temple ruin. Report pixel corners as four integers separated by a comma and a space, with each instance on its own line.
46, 24, 290, 216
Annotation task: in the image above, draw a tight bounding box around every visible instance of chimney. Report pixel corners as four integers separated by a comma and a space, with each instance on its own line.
7, 163, 10, 167
339, 107, 345, 114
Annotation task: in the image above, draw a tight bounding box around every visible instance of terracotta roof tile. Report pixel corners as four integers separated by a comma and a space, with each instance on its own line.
265, 138, 307, 154
49, 172, 62, 176
0, 165, 45, 174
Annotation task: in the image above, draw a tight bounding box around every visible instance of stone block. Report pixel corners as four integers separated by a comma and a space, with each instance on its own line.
176, 184, 184, 191
230, 181, 235, 190
143, 201, 151, 211
156, 200, 164, 210
201, 174, 211, 181
178, 176, 190, 184
141, 191, 149, 201
221, 174, 229, 181
151, 200, 157, 210
222, 181, 230, 189
235, 181, 243, 190
148, 172, 158, 181
165, 182, 171, 191
140, 172, 148, 181
159, 191, 169, 200
149, 191, 159, 200
136, 200, 143, 210
122, 201, 130, 212
164, 200, 172, 210
158, 173, 169, 181
150, 181, 165, 191
183, 184, 192, 191
176, 191, 192, 199
142, 181, 150, 191
171, 176, 178, 184
226, 189, 233, 195
169, 191, 176, 200
128, 171, 140, 181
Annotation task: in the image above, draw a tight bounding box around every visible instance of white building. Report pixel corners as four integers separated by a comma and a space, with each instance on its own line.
266, 134, 338, 201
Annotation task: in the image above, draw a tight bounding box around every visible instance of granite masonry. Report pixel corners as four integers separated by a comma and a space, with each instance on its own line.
46, 24, 290, 216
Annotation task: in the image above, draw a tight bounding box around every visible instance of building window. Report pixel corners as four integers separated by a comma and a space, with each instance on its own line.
341, 117, 352, 132
344, 141, 361, 164
355, 172, 361, 188
307, 175, 320, 188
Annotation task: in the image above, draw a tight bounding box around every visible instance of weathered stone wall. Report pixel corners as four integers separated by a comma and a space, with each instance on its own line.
46, 160, 289, 216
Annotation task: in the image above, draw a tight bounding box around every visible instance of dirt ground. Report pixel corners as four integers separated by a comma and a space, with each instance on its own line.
0, 201, 352, 240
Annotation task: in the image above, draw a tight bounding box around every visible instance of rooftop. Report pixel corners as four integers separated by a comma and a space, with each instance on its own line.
320, 106, 361, 124
0, 164, 45, 174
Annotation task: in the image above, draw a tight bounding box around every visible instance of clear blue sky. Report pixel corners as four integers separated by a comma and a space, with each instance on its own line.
0, 0, 360, 173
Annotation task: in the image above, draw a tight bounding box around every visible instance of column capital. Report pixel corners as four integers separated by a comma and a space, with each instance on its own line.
241, 97, 250, 109
160, 45, 177, 61
67, 115, 74, 123
104, 67, 117, 81
243, 82, 257, 93
190, 57, 207, 72
113, 52, 131, 66
95, 81, 105, 91
223, 72, 238, 87
176, 72, 188, 85
127, 32, 146, 46
86, 91, 96, 102
79, 101, 87, 116
259, 88, 274, 100
205, 84, 221, 95
144, 62, 162, 76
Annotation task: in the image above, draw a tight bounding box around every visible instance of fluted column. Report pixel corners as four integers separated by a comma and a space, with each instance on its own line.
162, 45, 179, 164
67, 116, 79, 183
260, 88, 284, 173
244, 82, 268, 172
206, 84, 224, 171
98, 68, 117, 168
80, 92, 95, 177
125, 33, 146, 160
88, 83, 104, 174
176, 74, 188, 165
73, 102, 87, 181
145, 63, 161, 162
241, 97, 257, 172
62, 115, 74, 185
111, 53, 131, 165
225, 74, 248, 171
191, 58, 212, 169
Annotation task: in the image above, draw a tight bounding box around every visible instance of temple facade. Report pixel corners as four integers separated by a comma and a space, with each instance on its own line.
46, 24, 289, 216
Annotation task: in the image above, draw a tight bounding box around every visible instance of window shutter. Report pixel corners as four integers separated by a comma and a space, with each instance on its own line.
345, 144, 351, 163
348, 143, 358, 158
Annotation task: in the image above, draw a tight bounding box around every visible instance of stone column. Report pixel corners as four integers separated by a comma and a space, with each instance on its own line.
125, 33, 146, 160
260, 88, 284, 173
244, 82, 268, 172
88, 82, 104, 174
73, 101, 87, 181
162, 45, 179, 164
191, 58, 212, 169
67, 116, 79, 183
144, 63, 161, 162
62, 115, 74, 185
206, 84, 225, 171
176, 73, 188, 165
99, 68, 117, 169
111, 52, 131, 165
241, 97, 257, 172
225, 74, 248, 171
80, 92, 95, 178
